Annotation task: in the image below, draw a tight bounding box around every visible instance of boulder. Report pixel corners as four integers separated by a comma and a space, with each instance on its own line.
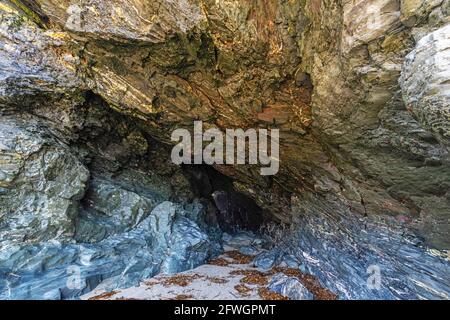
268, 273, 313, 300
0, 201, 221, 299
75, 177, 163, 243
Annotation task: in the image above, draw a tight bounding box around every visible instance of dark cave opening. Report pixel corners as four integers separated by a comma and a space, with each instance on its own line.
67, 91, 270, 241
183, 165, 269, 233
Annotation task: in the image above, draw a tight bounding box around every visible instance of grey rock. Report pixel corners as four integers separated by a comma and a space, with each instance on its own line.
0, 5, 85, 109
223, 231, 265, 255
225, 231, 259, 248
291, 192, 450, 300
238, 246, 259, 256
400, 24, 450, 147
1, 0, 450, 302
148, 201, 222, 274
253, 250, 281, 270
299, 264, 307, 274
400, 0, 445, 26
75, 177, 164, 243
15, 0, 449, 254
11, 0, 448, 252
148, 201, 177, 237
0, 116, 89, 245
35, 0, 206, 43
281, 255, 300, 269
0, 201, 221, 299
268, 273, 313, 300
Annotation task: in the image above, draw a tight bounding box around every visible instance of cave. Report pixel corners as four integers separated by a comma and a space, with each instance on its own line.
0, 0, 449, 301
184, 164, 269, 233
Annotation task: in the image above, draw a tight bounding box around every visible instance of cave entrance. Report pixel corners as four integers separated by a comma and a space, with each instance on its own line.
183, 165, 268, 233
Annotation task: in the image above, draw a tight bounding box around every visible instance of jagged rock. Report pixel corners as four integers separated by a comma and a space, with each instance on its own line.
89, 179, 156, 226
268, 273, 314, 300
291, 193, 450, 300
400, 24, 450, 148
222, 230, 266, 254
0, 201, 221, 299
342, 0, 401, 52
238, 246, 260, 256
15, 0, 447, 251
253, 250, 281, 270
37, 0, 206, 42
149, 201, 177, 238
221, 231, 265, 255
400, 0, 444, 26
0, 115, 89, 245
144, 201, 220, 275
75, 176, 165, 243
280, 255, 300, 269
0, 3, 85, 109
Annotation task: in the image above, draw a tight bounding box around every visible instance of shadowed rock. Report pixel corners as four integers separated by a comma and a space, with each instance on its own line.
212, 191, 264, 232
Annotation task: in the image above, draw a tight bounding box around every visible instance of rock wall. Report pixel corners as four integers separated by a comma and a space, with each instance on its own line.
12, 0, 448, 245
0, 3, 224, 299
0, 0, 449, 299
0, 95, 223, 299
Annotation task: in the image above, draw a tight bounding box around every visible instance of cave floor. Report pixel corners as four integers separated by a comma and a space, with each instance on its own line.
82, 233, 337, 301
83, 251, 269, 300
82, 235, 277, 300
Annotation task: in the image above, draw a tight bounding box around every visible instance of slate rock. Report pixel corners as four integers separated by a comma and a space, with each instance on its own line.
268, 273, 313, 300
253, 250, 281, 270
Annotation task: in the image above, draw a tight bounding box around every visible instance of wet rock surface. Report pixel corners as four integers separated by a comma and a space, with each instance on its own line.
0, 115, 90, 245
268, 273, 314, 300
0, 6, 222, 298
291, 193, 450, 300
0, 96, 223, 299
0, 200, 222, 300
253, 251, 282, 271
15, 0, 449, 249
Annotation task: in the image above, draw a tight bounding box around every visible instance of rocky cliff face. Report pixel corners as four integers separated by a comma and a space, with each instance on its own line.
0, 0, 449, 299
